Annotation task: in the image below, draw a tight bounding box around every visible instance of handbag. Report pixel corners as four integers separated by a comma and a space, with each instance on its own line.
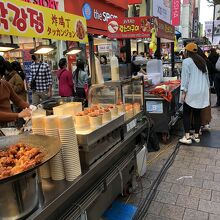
30, 63, 42, 90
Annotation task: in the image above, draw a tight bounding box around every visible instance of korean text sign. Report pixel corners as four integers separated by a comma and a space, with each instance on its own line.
107, 17, 153, 39
0, 0, 88, 42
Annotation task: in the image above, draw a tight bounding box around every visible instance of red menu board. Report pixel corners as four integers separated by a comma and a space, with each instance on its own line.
107, 16, 153, 39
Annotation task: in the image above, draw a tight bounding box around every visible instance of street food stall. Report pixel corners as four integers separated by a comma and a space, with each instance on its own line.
0, 1, 149, 220
107, 16, 182, 142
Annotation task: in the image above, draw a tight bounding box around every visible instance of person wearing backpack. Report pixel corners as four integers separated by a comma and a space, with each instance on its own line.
208, 48, 220, 107
28, 55, 52, 105
57, 58, 73, 97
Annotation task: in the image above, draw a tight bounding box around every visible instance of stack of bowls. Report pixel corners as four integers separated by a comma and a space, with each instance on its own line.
58, 115, 81, 181
45, 116, 65, 181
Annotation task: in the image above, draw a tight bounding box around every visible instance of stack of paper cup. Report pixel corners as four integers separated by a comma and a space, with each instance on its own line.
32, 115, 45, 135
58, 115, 81, 181
45, 116, 65, 181
32, 115, 50, 179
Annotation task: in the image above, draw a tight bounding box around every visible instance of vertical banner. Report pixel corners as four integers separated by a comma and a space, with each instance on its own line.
172, 0, 180, 26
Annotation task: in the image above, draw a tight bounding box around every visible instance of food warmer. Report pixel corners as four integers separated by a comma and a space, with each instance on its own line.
104, 76, 145, 136
77, 77, 145, 170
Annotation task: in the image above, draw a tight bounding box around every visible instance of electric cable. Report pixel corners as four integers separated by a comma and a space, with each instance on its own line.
133, 141, 181, 220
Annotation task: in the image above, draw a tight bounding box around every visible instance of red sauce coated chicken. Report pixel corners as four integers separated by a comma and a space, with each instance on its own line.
0, 143, 44, 180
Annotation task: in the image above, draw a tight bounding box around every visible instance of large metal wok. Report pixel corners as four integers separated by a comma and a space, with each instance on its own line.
0, 134, 61, 220
0, 134, 61, 183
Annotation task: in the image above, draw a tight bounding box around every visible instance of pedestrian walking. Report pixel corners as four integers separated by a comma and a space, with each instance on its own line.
29, 55, 52, 105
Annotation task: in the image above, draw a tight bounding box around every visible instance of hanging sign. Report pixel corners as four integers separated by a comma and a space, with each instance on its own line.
0, 0, 88, 42
155, 18, 175, 41
107, 16, 153, 39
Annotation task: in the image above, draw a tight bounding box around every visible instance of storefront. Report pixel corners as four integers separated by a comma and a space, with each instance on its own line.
63, 0, 128, 78
0, 0, 87, 96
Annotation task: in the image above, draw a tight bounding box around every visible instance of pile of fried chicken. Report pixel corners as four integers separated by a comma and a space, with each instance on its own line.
0, 143, 44, 180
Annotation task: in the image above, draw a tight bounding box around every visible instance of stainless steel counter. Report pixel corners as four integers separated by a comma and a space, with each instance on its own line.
27, 118, 148, 220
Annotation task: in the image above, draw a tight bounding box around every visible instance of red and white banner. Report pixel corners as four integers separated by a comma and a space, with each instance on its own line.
107, 16, 153, 39
172, 0, 180, 26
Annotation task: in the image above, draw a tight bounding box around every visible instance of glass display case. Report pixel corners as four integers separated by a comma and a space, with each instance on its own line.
88, 77, 144, 121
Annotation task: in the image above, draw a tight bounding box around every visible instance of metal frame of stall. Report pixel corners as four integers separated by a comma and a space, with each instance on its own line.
144, 19, 182, 142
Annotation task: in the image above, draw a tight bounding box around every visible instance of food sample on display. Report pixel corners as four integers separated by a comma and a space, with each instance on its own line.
88, 112, 102, 128
75, 112, 90, 130
116, 101, 125, 113
0, 143, 45, 180
100, 108, 112, 123
125, 104, 134, 120
133, 103, 141, 114
107, 104, 118, 117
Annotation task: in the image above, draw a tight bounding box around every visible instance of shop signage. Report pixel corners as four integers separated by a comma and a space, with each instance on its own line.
82, 2, 117, 22
64, 0, 126, 34
172, 0, 180, 26
155, 18, 175, 41
107, 17, 153, 39
98, 44, 112, 53
22, 0, 59, 10
153, 0, 171, 24
0, 0, 88, 43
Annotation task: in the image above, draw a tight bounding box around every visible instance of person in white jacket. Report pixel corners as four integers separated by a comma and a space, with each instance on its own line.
179, 43, 210, 144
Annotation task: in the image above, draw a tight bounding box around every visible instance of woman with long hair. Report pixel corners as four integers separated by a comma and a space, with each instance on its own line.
57, 58, 73, 97
73, 59, 88, 99
179, 43, 210, 144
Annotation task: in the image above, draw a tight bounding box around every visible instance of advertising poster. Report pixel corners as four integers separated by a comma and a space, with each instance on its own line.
153, 0, 171, 24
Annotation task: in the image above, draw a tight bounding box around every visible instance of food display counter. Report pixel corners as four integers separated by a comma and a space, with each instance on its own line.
144, 79, 182, 142
0, 77, 150, 220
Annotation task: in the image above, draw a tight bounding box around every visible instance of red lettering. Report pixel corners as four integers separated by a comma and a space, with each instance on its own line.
0, 2, 8, 30
7, 3, 28, 32
27, 7, 44, 33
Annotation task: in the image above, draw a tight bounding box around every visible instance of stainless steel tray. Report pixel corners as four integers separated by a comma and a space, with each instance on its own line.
0, 134, 61, 183
76, 114, 125, 146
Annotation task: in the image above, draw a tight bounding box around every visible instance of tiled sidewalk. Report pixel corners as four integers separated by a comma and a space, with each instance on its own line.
132, 96, 220, 220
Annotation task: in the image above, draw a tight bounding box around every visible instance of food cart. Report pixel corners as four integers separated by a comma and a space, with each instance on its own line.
107, 16, 182, 142
0, 1, 149, 220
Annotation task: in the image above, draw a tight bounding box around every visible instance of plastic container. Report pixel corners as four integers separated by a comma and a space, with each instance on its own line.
110, 55, 119, 81
95, 56, 104, 84
136, 145, 147, 176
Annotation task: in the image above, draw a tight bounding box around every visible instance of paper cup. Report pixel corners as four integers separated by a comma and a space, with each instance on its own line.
32, 115, 45, 129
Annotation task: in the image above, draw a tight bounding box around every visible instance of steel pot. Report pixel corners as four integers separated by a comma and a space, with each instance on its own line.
0, 170, 43, 220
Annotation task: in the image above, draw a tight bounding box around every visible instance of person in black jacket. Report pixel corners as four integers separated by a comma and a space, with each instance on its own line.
208, 48, 220, 107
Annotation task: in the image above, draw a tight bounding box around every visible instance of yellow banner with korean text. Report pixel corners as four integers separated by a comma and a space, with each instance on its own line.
0, 0, 88, 43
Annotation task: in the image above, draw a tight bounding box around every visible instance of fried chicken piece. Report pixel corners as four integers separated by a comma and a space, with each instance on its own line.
0, 157, 15, 167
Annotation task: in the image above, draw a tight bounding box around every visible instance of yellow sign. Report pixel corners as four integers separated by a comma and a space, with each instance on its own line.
0, 0, 88, 43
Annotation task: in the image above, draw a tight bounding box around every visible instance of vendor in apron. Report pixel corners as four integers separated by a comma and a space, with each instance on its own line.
0, 56, 31, 127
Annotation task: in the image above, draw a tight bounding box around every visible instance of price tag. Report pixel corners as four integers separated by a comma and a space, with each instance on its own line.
127, 118, 137, 132
146, 101, 163, 114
